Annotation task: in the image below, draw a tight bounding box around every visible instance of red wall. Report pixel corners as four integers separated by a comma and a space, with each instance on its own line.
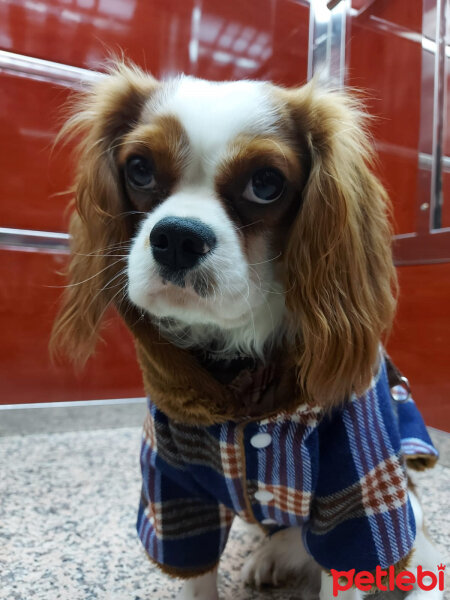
389, 263, 450, 429
346, 2, 450, 429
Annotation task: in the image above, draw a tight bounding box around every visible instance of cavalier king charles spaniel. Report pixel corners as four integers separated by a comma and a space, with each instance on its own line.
52, 62, 442, 600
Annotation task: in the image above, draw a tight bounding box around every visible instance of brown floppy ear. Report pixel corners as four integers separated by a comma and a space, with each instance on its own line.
282, 82, 397, 406
50, 62, 158, 365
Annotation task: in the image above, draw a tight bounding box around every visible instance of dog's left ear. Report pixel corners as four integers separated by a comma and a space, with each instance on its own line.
50, 62, 159, 365
281, 83, 397, 407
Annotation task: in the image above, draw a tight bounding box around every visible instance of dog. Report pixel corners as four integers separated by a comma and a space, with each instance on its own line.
52, 62, 443, 600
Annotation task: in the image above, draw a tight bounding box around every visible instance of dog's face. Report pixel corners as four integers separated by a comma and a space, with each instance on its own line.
52, 62, 397, 405
123, 78, 305, 351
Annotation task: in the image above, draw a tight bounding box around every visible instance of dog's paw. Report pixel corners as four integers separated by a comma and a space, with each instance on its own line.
175, 569, 219, 600
175, 587, 219, 600
241, 527, 319, 591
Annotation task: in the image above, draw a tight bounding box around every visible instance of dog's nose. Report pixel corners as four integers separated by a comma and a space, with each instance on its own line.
150, 217, 216, 271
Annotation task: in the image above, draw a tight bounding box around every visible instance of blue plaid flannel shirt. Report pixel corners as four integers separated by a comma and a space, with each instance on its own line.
137, 356, 438, 577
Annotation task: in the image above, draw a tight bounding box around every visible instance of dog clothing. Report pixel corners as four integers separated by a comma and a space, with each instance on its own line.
136, 354, 438, 577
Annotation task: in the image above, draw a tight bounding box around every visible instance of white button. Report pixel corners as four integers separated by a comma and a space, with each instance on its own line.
391, 383, 410, 403
254, 490, 274, 503
261, 518, 278, 526
250, 433, 272, 449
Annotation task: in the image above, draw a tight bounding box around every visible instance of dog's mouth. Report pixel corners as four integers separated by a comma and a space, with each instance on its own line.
143, 271, 254, 328
150, 282, 202, 307
158, 266, 215, 299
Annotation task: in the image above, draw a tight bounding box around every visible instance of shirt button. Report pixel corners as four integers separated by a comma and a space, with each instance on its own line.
391, 380, 411, 403
250, 433, 272, 449
261, 518, 278, 525
254, 490, 274, 503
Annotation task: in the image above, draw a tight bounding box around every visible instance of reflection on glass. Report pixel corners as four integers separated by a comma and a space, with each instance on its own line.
420, 0, 448, 231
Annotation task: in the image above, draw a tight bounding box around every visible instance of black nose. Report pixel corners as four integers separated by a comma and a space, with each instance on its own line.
150, 217, 216, 271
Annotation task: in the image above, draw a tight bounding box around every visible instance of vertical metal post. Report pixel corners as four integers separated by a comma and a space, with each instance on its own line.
430, 0, 447, 230
417, 0, 448, 233
308, 0, 349, 87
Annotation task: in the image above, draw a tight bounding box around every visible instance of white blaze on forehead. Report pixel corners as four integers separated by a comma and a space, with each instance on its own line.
154, 77, 278, 165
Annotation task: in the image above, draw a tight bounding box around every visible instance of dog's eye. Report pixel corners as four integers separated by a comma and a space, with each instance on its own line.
125, 155, 155, 190
243, 168, 285, 204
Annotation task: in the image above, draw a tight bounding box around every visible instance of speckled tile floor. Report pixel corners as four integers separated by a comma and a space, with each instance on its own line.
0, 426, 448, 600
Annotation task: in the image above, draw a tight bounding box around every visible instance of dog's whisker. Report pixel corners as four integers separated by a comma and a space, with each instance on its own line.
247, 252, 282, 267
86, 265, 128, 322
46, 258, 125, 289
94, 280, 128, 325
115, 210, 147, 218
236, 220, 263, 231
72, 240, 132, 257
247, 265, 287, 296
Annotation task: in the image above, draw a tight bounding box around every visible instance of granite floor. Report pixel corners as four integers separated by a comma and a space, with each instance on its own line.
0, 425, 448, 600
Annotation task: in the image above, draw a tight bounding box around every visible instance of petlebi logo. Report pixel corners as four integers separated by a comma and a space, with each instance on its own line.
331, 564, 446, 596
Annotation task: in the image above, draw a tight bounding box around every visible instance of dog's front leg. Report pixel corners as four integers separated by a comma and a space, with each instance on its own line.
175, 567, 219, 600
403, 491, 444, 600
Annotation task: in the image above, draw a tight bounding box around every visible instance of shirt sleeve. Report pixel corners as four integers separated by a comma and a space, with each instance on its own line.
304, 366, 416, 572
137, 404, 234, 578
396, 397, 439, 470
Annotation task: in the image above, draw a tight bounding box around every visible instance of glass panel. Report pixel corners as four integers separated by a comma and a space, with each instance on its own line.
422, 0, 447, 230
416, 0, 448, 231
0, 0, 309, 84
0, 249, 144, 405
309, 0, 348, 87
441, 0, 450, 228
186, 0, 310, 84
346, 0, 423, 236
0, 72, 72, 232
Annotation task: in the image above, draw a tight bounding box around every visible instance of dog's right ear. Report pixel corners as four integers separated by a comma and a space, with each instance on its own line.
50, 62, 159, 365
280, 82, 397, 407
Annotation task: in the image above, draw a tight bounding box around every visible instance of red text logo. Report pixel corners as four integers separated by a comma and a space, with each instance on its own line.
330, 564, 445, 596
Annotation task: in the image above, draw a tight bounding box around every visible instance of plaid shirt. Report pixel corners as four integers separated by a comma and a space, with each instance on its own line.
137, 356, 438, 577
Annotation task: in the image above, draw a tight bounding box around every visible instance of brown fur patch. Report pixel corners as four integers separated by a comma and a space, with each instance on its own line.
216, 135, 303, 228
215, 135, 305, 260
145, 551, 219, 580
118, 114, 190, 211
119, 304, 301, 426
406, 454, 438, 471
